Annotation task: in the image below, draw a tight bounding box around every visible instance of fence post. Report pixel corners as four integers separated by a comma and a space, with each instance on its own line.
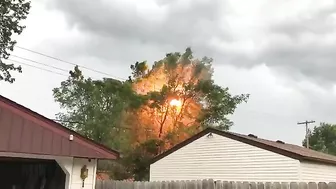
172, 181, 180, 189
242, 182, 249, 189
187, 181, 197, 189
179, 181, 187, 189
273, 182, 281, 189
308, 182, 317, 189
134, 182, 139, 189
299, 183, 308, 189
161, 181, 167, 189
328, 183, 336, 189
223, 181, 230, 189
290, 182, 299, 189
202, 180, 208, 189
196, 180, 202, 189
230, 181, 237, 189
281, 183, 289, 189
236, 182, 242, 189
145, 181, 150, 189
318, 182, 328, 189
208, 180, 215, 189
250, 182, 257, 189
139, 181, 146, 189
216, 181, 223, 189
257, 182, 264, 189
96, 180, 102, 189
167, 181, 172, 189
265, 182, 272, 189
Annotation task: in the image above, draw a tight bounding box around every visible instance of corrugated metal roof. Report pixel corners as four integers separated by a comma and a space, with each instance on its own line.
151, 128, 336, 165
0, 95, 119, 160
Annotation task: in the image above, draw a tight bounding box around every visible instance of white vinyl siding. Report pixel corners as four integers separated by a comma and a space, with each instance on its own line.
150, 133, 300, 182
300, 162, 336, 182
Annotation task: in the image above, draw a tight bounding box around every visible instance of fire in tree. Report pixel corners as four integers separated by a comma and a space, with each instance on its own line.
128, 48, 249, 148
52, 47, 249, 180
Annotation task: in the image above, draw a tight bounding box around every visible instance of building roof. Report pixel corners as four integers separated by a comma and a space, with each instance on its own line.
151, 127, 336, 165
0, 95, 119, 160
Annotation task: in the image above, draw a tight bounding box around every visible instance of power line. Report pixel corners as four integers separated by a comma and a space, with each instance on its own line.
4, 47, 307, 132
6, 56, 304, 123
5, 59, 69, 77
10, 55, 69, 73
8, 56, 100, 80
297, 120, 315, 149
15, 46, 127, 80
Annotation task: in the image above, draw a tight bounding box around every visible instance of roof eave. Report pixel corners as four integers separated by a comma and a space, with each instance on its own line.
300, 156, 336, 166
0, 95, 120, 159
150, 128, 305, 164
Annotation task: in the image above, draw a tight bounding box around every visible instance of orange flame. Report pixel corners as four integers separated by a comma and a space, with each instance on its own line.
131, 62, 207, 145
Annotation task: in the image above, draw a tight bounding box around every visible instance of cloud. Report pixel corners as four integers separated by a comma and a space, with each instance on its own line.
45, 0, 336, 85
269, 6, 336, 38
5, 0, 336, 146
46, 0, 230, 55
44, 0, 240, 71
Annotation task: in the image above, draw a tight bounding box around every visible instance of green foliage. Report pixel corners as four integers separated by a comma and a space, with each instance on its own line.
303, 123, 336, 155
0, 0, 31, 83
52, 66, 142, 150
197, 80, 249, 130
53, 48, 249, 181
130, 61, 148, 79
119, 139, 164, 181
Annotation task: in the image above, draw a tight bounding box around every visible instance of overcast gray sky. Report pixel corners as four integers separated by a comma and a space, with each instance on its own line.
1, 0, 336, 145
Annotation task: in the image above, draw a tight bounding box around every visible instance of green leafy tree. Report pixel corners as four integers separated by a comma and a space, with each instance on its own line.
124, 48, 249, 180
0, 0, 31, 83
117, 139, 164, 181
303, 123, 336, 155
53, 48, 249, 181
53, 66, 143, 150
53, 66, 145, 179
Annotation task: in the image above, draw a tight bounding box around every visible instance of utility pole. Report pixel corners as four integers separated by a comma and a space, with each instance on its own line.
297, 120, 315, 148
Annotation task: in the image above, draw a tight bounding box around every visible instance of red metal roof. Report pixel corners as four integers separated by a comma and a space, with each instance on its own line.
0, 95, 119, 160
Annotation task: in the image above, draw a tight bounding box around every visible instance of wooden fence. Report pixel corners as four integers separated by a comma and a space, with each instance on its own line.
95, 179, 336, 189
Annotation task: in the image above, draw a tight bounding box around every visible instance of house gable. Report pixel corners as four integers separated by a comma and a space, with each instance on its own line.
0, 95, 119, 159
151, 128, 300, 164
150, 132, 300, 181
151, 128, 336, 166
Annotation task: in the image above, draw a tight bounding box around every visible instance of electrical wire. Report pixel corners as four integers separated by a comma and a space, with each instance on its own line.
7, 56, 104, 80
5, 57, 297, 121
15, 46, 127, 80
4, 46, 300, 125
4, 59, 69, 77
10, 55, 69, 73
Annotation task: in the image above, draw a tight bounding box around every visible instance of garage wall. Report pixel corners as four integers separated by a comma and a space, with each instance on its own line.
0, 152, 98, 189
300, 161, 336, 182
150, 133, 300, 182
57, 157, 98, 189
71, 158, 97, 189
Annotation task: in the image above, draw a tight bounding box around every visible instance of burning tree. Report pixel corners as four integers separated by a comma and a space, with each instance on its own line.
127, 48, 249, 151
53, 47, 249, 180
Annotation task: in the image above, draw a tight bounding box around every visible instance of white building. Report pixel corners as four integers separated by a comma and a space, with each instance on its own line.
150, 128, 336, 182
0, 95, 119, 189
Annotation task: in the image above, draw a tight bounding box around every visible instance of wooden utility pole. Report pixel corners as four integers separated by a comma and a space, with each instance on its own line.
297, 120, 315, 148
